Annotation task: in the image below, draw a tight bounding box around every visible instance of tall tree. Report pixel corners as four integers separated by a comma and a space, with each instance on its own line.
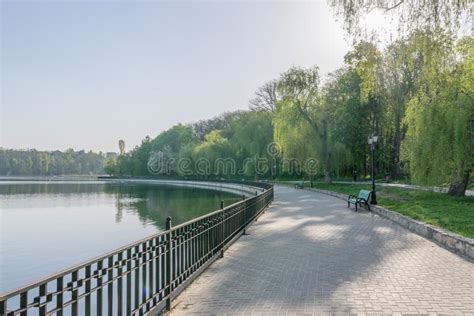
402, 32, 473, 196
344, 42, 387, 175
381, 38, 419, 177
325, 68, 372, 177
274, 66, 333, 182
249, 81, 278, 113
228, 111, 274, 178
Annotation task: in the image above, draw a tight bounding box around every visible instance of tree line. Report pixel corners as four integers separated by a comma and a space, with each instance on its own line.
0, 148, 109, 176
104, 112, 275, 179
106, 28, 472, 196
274, 32, 472, 197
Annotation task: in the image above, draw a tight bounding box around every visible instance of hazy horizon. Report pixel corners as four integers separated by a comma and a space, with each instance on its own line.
1, 1, 355, 153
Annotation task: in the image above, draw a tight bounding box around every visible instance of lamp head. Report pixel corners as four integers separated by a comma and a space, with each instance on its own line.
368, 135, 378, 144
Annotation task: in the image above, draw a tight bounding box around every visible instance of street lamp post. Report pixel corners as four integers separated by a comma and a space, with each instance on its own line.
368, 135, 378, 205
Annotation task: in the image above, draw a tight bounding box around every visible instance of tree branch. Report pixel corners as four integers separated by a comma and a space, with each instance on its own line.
295, 100, 321, 138
383, 0, 405, 12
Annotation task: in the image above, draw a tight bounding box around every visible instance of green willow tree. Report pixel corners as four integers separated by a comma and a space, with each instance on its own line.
192, 130, 232, 177
343, 42, 389, 176
381, 38, 419, 177
328, 0, 470, 38
402, 32, 473, 196
227, 111, 274, 178
274, 66, 333, 183
325, 68, 371, 177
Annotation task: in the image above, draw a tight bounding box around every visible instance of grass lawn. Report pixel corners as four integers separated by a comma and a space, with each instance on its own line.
278, 181, 474, 239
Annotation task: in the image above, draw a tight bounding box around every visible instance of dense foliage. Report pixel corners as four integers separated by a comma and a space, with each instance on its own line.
0, 148, 108, 176
105, 29, 472, 196
105, 112, 275, 179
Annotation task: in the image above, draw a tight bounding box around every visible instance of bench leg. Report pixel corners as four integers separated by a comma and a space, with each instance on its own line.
347, 201, 350, 208
355, 203, 358, 212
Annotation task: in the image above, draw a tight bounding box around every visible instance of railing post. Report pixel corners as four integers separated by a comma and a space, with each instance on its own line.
243, 196, 248, 235
255, 191, 259, 221
39, 284, 47, 316
0, 300, 6, 316
20, 292, 27, 316
166, 216, 172, 312
220, 200, 224, 258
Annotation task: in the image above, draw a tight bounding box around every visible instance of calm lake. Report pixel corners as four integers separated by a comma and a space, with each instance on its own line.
0, 181, 240, 293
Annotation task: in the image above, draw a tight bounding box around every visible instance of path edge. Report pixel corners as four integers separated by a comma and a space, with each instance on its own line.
277, 184, 474, 262
156, 201, 271, 315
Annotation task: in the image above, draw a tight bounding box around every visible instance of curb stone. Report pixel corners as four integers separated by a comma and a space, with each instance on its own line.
369, 204, 474, 262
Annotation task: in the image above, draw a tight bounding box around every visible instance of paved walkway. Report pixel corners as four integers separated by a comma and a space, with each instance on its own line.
172, 186, 474, 315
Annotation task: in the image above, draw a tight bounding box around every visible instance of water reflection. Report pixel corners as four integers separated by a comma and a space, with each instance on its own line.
0, 181, 240, 292
107, 183, 241, 228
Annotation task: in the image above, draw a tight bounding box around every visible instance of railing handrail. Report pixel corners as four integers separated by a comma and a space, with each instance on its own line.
0, 180, 271, 301
0, 230, 167, 300
99, 176, 273, 188
171, 197, 246, 231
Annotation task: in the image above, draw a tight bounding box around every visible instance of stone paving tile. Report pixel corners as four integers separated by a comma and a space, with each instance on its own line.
171, 186, 474, 315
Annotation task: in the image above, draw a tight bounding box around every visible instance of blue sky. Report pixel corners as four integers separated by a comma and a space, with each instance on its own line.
1, 1, 350, 152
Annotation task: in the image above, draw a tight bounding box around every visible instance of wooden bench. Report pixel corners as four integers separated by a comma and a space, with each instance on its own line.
347, 189, 371, 211
295, 181, 304, 189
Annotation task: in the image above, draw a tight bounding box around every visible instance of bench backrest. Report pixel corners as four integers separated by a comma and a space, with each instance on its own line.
357, 189, 371, 200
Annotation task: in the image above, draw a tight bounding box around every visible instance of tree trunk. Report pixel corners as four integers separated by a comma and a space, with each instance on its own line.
321, 120, 331, 183
447, 171, 470, 197
392, 110, 402, 178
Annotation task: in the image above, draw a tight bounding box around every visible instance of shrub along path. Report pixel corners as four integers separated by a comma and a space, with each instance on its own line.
171, 186, 473, 315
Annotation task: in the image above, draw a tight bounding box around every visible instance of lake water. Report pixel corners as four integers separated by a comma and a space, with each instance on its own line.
0, 181, 240, 293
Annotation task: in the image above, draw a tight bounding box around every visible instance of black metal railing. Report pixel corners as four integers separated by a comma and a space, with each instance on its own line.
0, 182, 273, 316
